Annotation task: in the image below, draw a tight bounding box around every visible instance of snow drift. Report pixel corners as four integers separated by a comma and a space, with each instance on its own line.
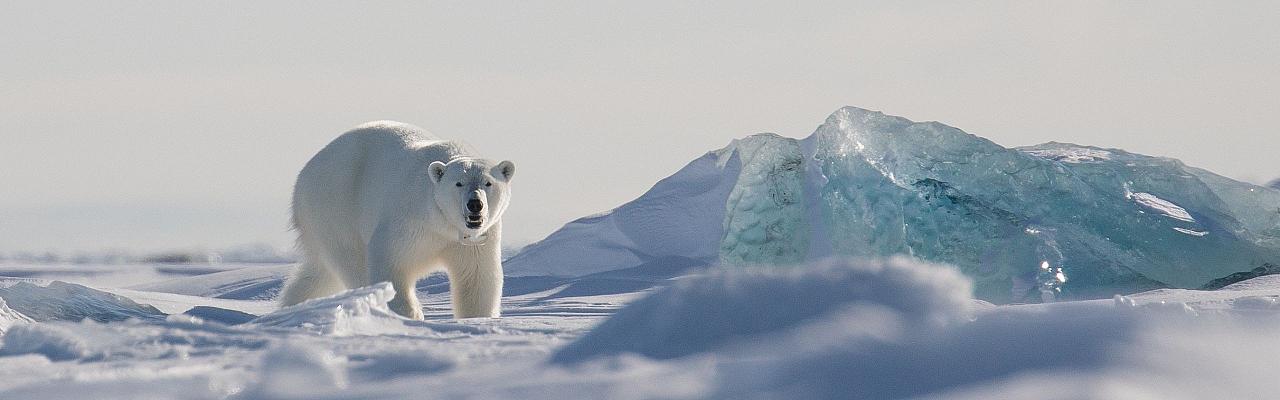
554, 257, 1280, 399
503, 147, 739, 278
708, 295, 1280, 400
0, 323, 94, 361
0, 298, 32, 336
2, 259, 1280, 398
0, 280, 165, 323
553, 257, 972, 363
248, 282, 407, 336
507, 107, 1280, 302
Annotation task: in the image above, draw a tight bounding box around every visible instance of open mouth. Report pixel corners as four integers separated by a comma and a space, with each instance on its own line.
465, 214, 483, 229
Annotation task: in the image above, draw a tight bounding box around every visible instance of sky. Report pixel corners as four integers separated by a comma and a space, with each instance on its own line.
2, 1, 1278, 254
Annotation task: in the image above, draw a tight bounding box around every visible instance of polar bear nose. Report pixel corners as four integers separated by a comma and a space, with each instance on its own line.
467, 198, 484, 213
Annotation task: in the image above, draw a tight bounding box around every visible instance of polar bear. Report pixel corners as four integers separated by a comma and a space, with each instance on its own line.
279, 121, 514, 320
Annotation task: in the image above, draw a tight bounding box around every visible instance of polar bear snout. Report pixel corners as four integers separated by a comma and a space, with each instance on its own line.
465, 193, 486, 229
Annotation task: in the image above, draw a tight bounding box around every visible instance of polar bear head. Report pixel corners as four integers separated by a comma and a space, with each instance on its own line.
429, 158, 515, 244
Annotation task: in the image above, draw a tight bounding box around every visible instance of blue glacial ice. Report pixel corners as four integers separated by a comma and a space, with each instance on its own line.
718, 133, 810, 267
506, 107, 1280, 303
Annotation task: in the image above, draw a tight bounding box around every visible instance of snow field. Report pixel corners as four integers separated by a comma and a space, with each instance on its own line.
2, 256, 1280, 398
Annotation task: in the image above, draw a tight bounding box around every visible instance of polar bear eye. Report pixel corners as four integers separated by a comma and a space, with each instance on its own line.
485, 182, 492, 187
455, 182, 463, 187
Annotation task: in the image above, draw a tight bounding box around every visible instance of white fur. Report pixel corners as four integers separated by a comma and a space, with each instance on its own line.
279, 121, 514, 320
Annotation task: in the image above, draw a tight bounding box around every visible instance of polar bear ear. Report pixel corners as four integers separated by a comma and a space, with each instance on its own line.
494, 160, 515, 182
429, 161, 447, 183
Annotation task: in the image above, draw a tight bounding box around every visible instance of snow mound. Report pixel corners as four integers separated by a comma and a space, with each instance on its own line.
0, 323, 91, 361
0, 280, 165, 323
553, 257, 971, 363
240, 342, 347, 399
0, 298, 33, 336
710, 296, 1280, 400
1268, 178, 1280, 190
1219, 273, 1280, 291
509, 107, 1280, 303
247, 282, 408, 336
1230, 295, 1280, 310
503, 149, 738, 277
706, 272, 1280, 399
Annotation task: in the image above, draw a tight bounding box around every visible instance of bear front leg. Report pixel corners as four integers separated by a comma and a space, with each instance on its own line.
372, 270, 424, 320
387, 278, 425, 321
446, 246, 504, 319
368, 229, 426, 321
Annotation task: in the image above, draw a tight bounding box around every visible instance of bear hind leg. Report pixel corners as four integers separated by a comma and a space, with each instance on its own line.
278, 255, 345, 307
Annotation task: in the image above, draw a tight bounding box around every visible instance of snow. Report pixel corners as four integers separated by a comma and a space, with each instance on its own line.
0, 243, 296, 269
100, 287, 274, 316
248, 282, 422, 336
1125, 186, 1196, 223
0, 323, 92, 361
2, 253, 1280, 398
1173, 227, 1209, 237
561, 258, 1280, 400
503, 150, 735, 277
1220, 274, 1280, 291
130, 264, 293, 300
1022, 146, 1113, 163
0, 298, 32, 336
0, 280, 165, 323
554, 257, 971, 362
238, 343, 349, 399
0, 264, 602, 398
0, 254, 1275, 398
0, 262, 251, 288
